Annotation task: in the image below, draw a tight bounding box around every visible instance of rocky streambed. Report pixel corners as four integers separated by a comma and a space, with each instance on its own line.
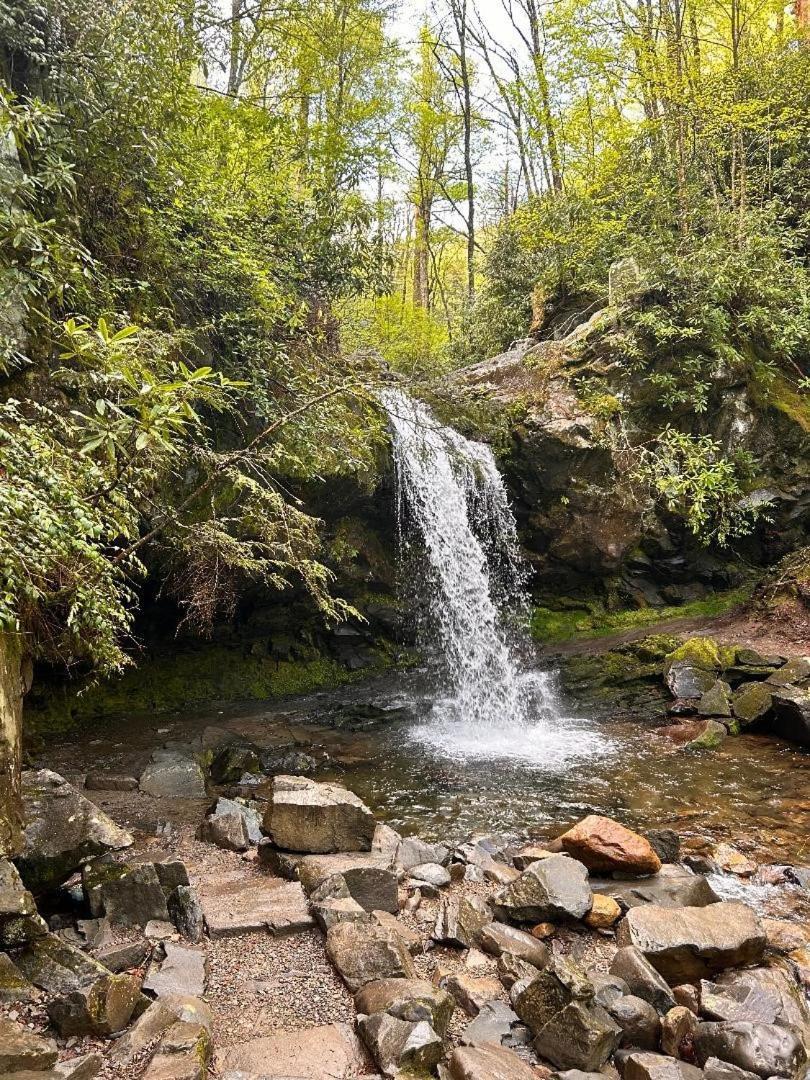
2, 715, 810, 1080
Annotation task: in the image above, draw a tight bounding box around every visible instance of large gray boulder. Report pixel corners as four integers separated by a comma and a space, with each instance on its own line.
15, 770, 133, 894
589, 864, 719, 909
298, 852, 398, 913
263, 775, 376, 853
700, 965, 810, 1039
14, 934, 115, 994
493, 855, 592, 923
326, 920, 416, 990
616, 901, 765, 982
694, 1020, 806, 1078
139, 751, 207, 798
0, 857, 47, 947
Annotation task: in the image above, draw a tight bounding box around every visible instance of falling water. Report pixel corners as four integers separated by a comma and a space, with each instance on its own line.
383, 387, 607, 765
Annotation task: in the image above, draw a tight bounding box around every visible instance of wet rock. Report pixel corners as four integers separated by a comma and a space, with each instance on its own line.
661, 1005, 699, 1057
666, 662, 718, 700
617, 901, 765, 983
699, 682, 732, 718
397, 836, 449, 869
143, 942, 208, 997
84, 861, 171, 926
608, 994, 660, 1049
479, 922, 549, 968
409, 862, 451, 888
682, 719, 728, 751
434, 895, 491, 948
493, 854, 592, 923
209, 744, 261, 783
762, 918, 810, 954
767, 657, 810, 686
590, 865, 719, 910
355, 977, 454, 1034
694, 1020, 806, 1078
357, 1012, 443, 1077
700, 965, 810, 1035
534, 998, 622, 1071
440, 971, 502, 1016
167, 885, 204, 943
0, 952, 37, 1001
326, 919, 416, 990
263, 775, 376, 853
557, 815, 661, 876
622, 1053, 704, 1080
712, 844, 755, 877
0, 1017, 57, 1072
14, 934, 112, 994
84, 773, 139, 792
200, 870, 313, 937
731, 682, 773, 726
47, 972, 142, 1035
460, 1000, 528, 1048
0, 858, 47, 947
585, 894, 622, 928
610, 946, 677, 1013
92, 938, 152, 973
214, 1022, 368, 1079
770, 687, 810, 746
139, 752, 207, 799
447, 1042, 540, 1080
702, 1058, 760, 1080
644, 830, 681, 865
111, 994, 213, 1065
15, 770, 133, 894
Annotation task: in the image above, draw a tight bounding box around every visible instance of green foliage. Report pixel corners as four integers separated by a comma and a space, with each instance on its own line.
338, 294, 451, 376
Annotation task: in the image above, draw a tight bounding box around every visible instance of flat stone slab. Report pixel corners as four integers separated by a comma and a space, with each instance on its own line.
143, 942, 208, 998
215, 1022, 370, 1079
448, 1042, 540, 1079
199, 871, 314, 938
589, 864, 719, 909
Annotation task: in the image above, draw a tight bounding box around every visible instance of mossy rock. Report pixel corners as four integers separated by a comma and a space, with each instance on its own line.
663, 637, 736, 675
682, 719, 727, 751
732, 682, 774, 726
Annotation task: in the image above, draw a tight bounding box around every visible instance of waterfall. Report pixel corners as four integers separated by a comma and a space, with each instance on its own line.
384, 387, 606, 765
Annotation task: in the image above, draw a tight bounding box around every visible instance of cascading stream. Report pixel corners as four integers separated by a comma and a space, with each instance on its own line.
383, 386, 608, 766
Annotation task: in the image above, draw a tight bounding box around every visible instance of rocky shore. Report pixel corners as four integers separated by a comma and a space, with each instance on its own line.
2, 730, 810, 1080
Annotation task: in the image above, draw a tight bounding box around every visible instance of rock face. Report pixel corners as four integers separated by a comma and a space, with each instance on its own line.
326, 920, 416, 990
694, 1021, 806, 1078
616, 901, 765, 982
493, 855, 592, 923
15, 770, 133, 893
263, 775, 376, 853
557, 816, 661, 875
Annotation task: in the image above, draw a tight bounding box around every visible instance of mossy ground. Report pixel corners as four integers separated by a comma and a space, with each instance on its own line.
530, 586, 752, 645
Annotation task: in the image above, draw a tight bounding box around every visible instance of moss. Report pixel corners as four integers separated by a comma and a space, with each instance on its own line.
663, 636, 736, 674
530, 586, 751, 644
25, 644, 395, 736
750, 368, 810, 433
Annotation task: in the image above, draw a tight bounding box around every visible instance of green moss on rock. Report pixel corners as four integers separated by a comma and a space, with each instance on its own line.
663, 637, 736, 674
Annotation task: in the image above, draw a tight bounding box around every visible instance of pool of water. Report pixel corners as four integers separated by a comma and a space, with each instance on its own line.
47, 668, 810, 869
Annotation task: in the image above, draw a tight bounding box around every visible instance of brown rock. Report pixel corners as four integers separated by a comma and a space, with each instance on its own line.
623, 1052, 704, 1080
673, 983, 701, 1013
355, 977, 454, 1035
198, 869, 314, 937
47, 972, 142, 1036
584, 894, 622, 928
448, 1042, 540, 1079
479, 922, 549, 968
214, 1023, 369, 1079
762, 918, 810, 954
262, 775, 376, 854
440, 971, 502, 1016
326, 920, 416, 991
0, 1018, 58, 1073
531, 922, 555, 939
661, 1005, 699, 1057
557, 815, 661, 875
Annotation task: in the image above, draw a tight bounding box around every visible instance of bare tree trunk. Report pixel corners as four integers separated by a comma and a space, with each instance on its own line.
413, 196, 431, 310
450, 0, 476, 299
0, 633, 29, 857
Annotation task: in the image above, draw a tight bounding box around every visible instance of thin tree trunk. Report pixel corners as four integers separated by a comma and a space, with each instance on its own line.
0, 633, 29, 857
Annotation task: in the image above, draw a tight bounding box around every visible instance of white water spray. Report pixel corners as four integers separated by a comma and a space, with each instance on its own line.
384, 387, 607, 765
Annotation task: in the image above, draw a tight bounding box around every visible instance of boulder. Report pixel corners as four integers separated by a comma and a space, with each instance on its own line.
92, 938, 152, 973
590, 972, 630, 1010
511, 954, 594, 1033
731, 682, 773, 726
698, 682, 732, 718
312, 894, 368, 931
15, 770, 133, 894
497, 950, 537, 990
493, 855, 592, 923
694, 1020, 806, 1078
610, 946, 677, 1013
262, 775, 376, 853
767, 657, 810, 687
590, 865, 719, 910
142, 1020, 211, 1080
479, 922, 549, 968
372, 822, 402, 858
661, 1005, 699, 1057
256, 840, 303, 878
356, 1012, 443, 1077
83, 861, 171, 926
440, 971, 502, 1016
617, 901, 766, 982
14, 934, 113, 994
326, 920, 416, 990
770, 687, 810, 746
557, 815, 661, 876
0, 858, 47, 947
712, 844, 755, 877
533, 999, 622, 1071
371, 911, 422, 955
585, 894, 622, 928
644, 829, 681, 864
623, 1053, 705, 1080
667, 662, 718, 700
139, 751, 207, 799
0, 1018, 58, 1073
682, 719, 728, 751
608, 993, 661, 1049
53, 1052, 103, 1080
702, 1058, 761, 1080
47, 972, 142, 1035
298, 852, 398, 913
0, 952, 37, 1001
513, 845, 555, 870
447, 1043, 540, 1080
143, 942, 208, 998
198, 802, 251, 851
434, 895, 491, 947
167, 885, 204, 943
460, 1000, 528, 1049
700, 965, 810, 1036
397, 836, 449, 869
214, 1023, 369, 1080
408, 862, 451, 888
355, 978, 454, 1035
111, 994, 213, 1065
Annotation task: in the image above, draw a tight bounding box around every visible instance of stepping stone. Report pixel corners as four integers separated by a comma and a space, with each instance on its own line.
15, 770, 133, 894
590, 864, 719, 909
215, 1022, 370, 1079
199, 870, 314, 938
144, 942, 208, 998
263, 775, 377, 853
